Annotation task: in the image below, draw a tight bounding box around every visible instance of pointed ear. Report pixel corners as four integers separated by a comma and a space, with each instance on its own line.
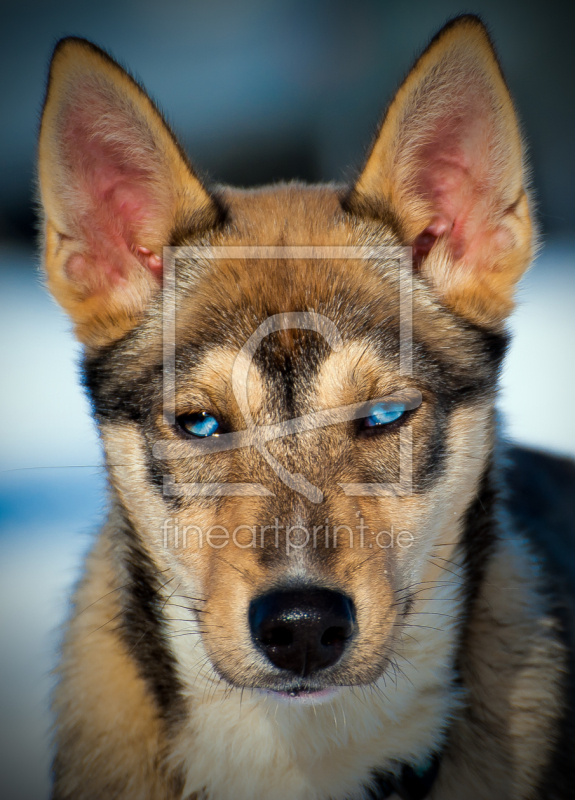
344, 15, 534, 327
38, 38, 223, 346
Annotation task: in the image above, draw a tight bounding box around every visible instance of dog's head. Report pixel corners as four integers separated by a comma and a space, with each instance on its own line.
38, 17, 532, 701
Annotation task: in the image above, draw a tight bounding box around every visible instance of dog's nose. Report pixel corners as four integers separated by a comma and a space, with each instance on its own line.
249, 588, 355, 675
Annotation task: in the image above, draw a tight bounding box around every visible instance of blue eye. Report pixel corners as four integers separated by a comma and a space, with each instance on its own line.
179, 411, 221, 438
364, 402, 407, 429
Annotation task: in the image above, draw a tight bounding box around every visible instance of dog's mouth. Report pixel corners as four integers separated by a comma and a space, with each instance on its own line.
258, 684, 343, 705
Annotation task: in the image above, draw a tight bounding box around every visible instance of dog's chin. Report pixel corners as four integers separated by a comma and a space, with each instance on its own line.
255, 685, 344, 706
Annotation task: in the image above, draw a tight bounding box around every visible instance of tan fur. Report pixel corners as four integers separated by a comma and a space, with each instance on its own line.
52, 521, 178, 799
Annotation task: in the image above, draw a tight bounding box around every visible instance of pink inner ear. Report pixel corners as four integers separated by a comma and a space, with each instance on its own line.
61, 106, 164, 292
411, 110, 496, 267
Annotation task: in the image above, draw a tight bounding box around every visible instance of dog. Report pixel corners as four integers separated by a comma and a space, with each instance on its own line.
38, 14, 574, 799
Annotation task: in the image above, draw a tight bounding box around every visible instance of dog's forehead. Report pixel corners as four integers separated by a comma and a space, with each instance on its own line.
174, 340, 398, 407
171, 184, 404, 350
219, 183, 360, 238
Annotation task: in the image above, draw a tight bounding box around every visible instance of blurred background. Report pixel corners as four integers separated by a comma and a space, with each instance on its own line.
1, 1, 574, 797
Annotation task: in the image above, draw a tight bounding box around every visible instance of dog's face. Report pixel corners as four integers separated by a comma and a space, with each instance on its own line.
38, 18, 532, 699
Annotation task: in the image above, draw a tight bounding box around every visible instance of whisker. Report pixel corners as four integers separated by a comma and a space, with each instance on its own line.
393, 622, 444, 632
427, 560, 464, 581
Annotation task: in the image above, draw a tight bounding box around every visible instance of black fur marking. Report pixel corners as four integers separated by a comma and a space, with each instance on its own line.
118, 514, 186, 725
253, 329, 329, 418
367, 754, 441, 799
169, 186, 229, 246
368, 321, 506, 493
459, 455, 500, 626
416, 406, 448, 490
82, 342, 162, 425
504, 447, 575, 797
82, 341, 170, 497
468, 322, 508, 367
339, 189, 403, 236
410, 325, 508, 408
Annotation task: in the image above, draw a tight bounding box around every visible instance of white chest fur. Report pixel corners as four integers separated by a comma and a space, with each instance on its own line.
166, 574, 464, 800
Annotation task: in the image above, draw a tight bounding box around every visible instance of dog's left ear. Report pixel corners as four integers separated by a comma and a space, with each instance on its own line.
345, 15, 534, 327
38, 38, 223, 347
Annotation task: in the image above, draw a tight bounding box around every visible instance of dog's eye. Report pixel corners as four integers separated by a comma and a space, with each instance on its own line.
178, 411, 221, 438
361, 402, 407, 433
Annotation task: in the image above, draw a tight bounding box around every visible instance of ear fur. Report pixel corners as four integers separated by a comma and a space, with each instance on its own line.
38, 38, 222, 347
345, 15, 534, 327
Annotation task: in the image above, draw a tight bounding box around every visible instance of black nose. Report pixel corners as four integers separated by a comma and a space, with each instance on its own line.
249, 588, 355, 675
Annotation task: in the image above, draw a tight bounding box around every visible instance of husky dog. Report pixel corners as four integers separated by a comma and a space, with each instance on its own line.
38, 15, 573, 800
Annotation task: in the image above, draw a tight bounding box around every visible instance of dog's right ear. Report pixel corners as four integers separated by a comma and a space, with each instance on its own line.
38, 38, 222, 347
344, 16, 533, 328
